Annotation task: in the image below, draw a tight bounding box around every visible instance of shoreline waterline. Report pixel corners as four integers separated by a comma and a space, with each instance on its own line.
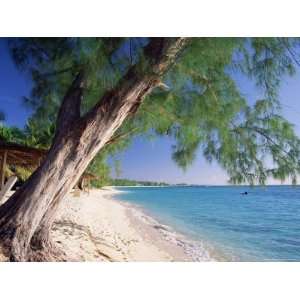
112, 185, 300, 262
106, 187, 225, 261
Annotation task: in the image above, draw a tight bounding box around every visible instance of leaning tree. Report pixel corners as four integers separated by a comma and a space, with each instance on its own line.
0, 37, 300, 261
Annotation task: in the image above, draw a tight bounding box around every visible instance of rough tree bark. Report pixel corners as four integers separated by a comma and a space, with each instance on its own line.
0, 38, 189, 261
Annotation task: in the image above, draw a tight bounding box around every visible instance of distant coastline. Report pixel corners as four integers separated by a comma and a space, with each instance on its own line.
111, 179, 300, 188
111, 178, 170, 187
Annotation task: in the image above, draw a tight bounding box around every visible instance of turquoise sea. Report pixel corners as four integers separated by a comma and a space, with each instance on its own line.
115, 186, 300, 261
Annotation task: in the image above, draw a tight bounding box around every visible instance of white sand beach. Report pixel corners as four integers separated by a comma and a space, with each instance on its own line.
1, 187, 199, 262
52, 187, 195, 261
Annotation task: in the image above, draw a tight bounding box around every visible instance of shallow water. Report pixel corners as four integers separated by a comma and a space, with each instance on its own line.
115, 186, 300, 261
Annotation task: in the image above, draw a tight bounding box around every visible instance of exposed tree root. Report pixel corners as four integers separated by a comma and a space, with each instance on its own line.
0, 220, 113, 262
0, 220, 67, 262
0, 238, 68, 262
27, 241, 68, 262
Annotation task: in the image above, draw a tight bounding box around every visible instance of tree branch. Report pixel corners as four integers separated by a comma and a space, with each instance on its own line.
80, 38, 190, 130
41, 66, 77, 78
104, 128, 139, 146
279, 37, 300, 67
233, 125, 294, 161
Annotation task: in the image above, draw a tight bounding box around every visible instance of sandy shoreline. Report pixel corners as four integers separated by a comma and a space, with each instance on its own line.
112, 191, 217, 261
0, 187, 216, 262
53, 188, 190, 261
52, 187, 205, 261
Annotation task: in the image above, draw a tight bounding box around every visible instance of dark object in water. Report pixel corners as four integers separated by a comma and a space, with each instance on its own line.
241, 191, 248, 195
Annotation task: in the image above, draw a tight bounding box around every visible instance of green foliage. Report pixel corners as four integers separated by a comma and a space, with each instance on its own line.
0, 121, 54, 149
87, 153, 111, 187
0, 124, 26, 144
111, 178, 169, 186
6, 37, 300, 185
238, 38, 298, 101
202, 99, 300, 185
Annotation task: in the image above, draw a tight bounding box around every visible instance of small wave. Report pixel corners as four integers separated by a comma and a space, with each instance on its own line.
125, 202, 225, 261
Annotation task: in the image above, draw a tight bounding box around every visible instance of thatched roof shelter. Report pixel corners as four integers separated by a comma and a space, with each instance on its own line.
0, 140, 98, 190
0, 140, 46, 169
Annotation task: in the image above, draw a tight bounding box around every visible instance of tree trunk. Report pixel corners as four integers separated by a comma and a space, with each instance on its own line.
0, 38, 189, 261
29, 196, 66, 261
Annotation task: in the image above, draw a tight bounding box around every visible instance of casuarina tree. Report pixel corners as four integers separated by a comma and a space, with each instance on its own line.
0, 37, 300, 261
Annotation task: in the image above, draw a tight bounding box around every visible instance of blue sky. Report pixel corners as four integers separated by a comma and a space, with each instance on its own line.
1, 38, 300, 185
0, 40, 33, 127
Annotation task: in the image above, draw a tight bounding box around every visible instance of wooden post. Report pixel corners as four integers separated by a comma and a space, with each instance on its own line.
0, 176, 17, 205
0, 150, 7, 190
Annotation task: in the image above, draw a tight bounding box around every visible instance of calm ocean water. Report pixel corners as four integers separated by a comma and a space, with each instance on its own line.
115, 186, 300, 261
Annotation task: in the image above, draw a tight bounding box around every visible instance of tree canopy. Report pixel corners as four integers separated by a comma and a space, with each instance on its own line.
4, 37, 300, 185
